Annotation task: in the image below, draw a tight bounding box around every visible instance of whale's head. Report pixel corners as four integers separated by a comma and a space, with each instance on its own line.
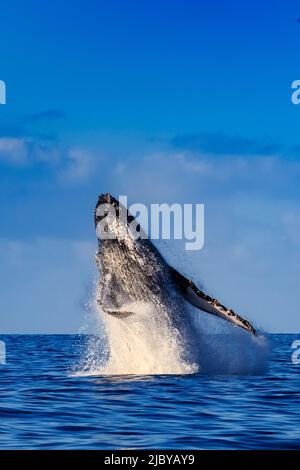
94, 193, 141, 246
94, 193, 168, 318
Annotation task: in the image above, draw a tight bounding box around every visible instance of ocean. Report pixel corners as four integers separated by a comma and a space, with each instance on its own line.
0, 333, 299, 449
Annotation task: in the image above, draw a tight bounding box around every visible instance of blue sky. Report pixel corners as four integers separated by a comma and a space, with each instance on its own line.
0, 0, 300, 332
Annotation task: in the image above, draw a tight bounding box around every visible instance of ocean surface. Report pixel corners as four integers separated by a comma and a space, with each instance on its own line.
0, 334, 299, 449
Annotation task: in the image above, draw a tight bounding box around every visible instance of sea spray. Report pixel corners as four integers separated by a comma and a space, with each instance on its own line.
99, 302, 197, 375
188, 310, 269, 374
76, 297, 268, 376
75, 302, 197, 375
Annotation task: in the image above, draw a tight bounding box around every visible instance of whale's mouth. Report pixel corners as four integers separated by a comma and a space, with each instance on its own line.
96, 303, 134, 319
94, 193, 136, 233
94, 193, 118, 226
97, 193, 117, 206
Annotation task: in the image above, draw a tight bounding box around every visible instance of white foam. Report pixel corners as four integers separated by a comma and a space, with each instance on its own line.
84, 302, 197, 375
75, 297, 269, 377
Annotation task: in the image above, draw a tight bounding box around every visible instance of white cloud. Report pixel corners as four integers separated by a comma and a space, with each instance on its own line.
0, 138, 28, 165
0, 136, 66, 165
0, 135, 98, 184
59, 149, 97, 184
167, 152, 212, 174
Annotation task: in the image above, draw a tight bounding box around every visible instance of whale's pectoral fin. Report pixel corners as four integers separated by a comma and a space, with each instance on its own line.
170, 267, 257, 336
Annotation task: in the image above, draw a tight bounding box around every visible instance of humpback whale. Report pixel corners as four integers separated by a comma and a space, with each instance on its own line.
94, 193, 256, 337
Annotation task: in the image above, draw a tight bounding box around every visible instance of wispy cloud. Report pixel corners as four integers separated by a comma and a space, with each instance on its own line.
0, 109, 65, 140
21, 109, 65, 124
111, 149, 300, 202
0, 136, 66, 166
0, 138, 28, 165
0, 109, 98, 183
170, 132, 291, 157
59, 148, 97, 184
0, 135, 96, 183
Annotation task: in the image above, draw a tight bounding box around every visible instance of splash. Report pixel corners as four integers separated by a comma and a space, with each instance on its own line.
76, 296, 269, 376
189, 312, 269, 375
77, 301, 197, 375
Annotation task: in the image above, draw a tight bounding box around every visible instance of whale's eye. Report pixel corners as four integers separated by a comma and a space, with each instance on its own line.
104, 210, 108, 216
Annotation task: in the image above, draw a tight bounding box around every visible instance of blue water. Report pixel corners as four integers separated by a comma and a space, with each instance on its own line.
0, 334, 299, 449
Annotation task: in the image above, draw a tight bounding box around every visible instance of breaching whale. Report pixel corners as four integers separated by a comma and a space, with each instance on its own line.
94, 193, 256, 337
